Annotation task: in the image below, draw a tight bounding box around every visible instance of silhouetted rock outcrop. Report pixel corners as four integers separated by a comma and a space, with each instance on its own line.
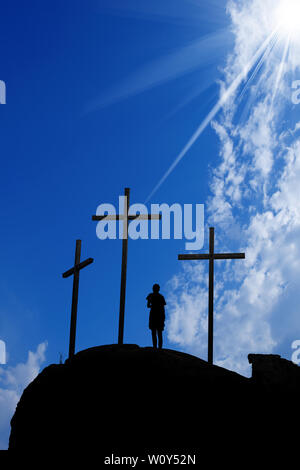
249, 353, 300, 388
8, 345, 300, 462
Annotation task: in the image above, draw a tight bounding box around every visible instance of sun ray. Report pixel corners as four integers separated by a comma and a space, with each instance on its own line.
238, 62, 273, 125
145, 29, 278, 203
85, 28, 232, 114
238, 32, 279, 103
268, 35, 290, 118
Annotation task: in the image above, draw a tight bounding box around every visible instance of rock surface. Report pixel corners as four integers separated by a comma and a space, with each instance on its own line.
248, 353, 300, 387
8, 345, 300, 461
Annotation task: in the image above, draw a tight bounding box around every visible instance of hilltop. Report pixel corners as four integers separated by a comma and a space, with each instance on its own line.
8, 345, 300, 462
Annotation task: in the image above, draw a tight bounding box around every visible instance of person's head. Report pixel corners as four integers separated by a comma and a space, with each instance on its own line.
153, 283, 160, 293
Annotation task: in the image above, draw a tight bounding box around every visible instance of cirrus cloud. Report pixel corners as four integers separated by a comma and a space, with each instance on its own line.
167, 0, 300, 376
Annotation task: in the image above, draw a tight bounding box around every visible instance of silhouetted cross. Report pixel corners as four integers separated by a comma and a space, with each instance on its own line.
178, 227, 245, 365
62, 240, 94, 358
92, 187, 161, 345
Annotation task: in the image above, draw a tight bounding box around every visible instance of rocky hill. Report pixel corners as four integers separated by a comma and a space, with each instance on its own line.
8, 345, 300, 462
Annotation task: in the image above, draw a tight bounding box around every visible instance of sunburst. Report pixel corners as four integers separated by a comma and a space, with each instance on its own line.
275, 0, 300, 40
146, 1, 300, 201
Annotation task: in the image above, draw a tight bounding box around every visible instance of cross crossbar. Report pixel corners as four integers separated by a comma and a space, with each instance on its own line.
92, 214, 161, 221
62, 257, 94, 278
179, 253, 245, 261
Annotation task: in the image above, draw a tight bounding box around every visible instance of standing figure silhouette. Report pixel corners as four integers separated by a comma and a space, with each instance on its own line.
146, 284, 166, 349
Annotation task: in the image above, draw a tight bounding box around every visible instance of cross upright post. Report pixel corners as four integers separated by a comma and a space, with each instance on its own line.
178, 227, 245, 365
62, 240, 94, 359
118, 188, 130, 346
208, 227, 214, 365
92, 187, 161, 345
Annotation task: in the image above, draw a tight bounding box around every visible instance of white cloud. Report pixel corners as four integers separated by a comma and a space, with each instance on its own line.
167, 0, 300, 376
0, 342, 47, 449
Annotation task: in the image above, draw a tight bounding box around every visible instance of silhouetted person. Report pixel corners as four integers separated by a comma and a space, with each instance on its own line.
146, 284, 166, 349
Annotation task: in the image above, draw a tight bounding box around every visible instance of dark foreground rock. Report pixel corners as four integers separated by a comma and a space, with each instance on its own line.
249, 353, 300, 387
8, 345, 300, 462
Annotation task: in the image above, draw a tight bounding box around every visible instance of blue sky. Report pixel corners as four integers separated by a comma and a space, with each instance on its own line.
1, 0, 300, 449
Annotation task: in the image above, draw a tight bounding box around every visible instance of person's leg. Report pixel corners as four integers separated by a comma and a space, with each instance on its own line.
151, 329, 157, 348
158, 330, 163, 349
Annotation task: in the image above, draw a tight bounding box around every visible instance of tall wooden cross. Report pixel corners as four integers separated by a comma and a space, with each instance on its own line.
62, 240, 94, 359
92, 187, 161, 345
178, 227, 245, 365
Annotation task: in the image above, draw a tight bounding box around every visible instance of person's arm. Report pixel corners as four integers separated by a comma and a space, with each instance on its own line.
146, 295, 151, 308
